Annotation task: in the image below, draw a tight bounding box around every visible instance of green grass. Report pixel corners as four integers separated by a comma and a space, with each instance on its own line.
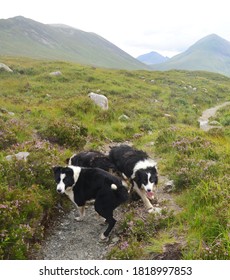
154, 126, 230, 259
0, 56, 229, 259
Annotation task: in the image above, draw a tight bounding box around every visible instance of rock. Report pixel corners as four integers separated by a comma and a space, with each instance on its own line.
163, 180, 175, 193
0, 108, 15, 116
111, 237, 120, 243
6, 152, 30, 161
88, 92, 108, 110
0, 63, 13, 72
133, 133, 143, 139
0, 108, 9, 114
49, 71, 62, 76
118, 114, 130, 121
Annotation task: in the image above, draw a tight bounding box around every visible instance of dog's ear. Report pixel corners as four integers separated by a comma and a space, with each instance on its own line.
134, 170, 142, 188
52, 166, 61, 174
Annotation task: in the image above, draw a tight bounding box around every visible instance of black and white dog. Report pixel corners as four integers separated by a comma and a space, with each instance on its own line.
53, 165, 128, 240
67, 151, 115, 172
109, 145, 159, 213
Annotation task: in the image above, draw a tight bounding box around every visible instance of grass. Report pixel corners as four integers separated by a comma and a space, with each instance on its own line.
153, 125, 230, 259
0, 56, 229, 259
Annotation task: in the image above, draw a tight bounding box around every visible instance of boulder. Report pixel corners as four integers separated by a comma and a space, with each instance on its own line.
88, 92, 108, 110
118, 114, 130, 121
6, 152, 30, 161
49, 71, 62, 76
0, 63, 13, 72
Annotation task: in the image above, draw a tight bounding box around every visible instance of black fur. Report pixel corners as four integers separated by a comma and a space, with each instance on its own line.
109, 145, 158, 212
53, 166, 128, 238
109, 145, 158, 185
67, 151, 115, 172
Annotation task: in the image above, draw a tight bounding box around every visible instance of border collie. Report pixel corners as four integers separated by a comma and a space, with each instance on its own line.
109, 145, 158, 213
53, 166, 128, 240
67, 151, 115, 172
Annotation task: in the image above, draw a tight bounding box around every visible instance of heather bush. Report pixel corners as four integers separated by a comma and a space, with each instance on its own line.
0, 140, 65, 259
39, 119, 88, 149
0, 119, 18, 150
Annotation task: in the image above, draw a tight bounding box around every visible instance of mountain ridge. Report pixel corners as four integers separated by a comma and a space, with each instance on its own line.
0, 16, 148, 70
150, 34, 230, 76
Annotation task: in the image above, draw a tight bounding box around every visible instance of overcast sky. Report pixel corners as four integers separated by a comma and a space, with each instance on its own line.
1, 0, 230, 57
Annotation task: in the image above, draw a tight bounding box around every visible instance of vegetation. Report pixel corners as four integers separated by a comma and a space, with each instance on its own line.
0, 16, 147, 70
151, 34, 230, 77
0, 56, 229, 259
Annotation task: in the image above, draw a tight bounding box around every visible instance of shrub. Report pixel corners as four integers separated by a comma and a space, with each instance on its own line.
39, 119, 88, 149
0, 119, 18, 150
0, 184, 55, 259
0, 140, 65, 259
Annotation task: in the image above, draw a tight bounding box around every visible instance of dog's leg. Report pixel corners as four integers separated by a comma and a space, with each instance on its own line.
75, 205, 85, 221
133, 184, 154, 213
100, 216, 116, 241
94, 200, 116, 240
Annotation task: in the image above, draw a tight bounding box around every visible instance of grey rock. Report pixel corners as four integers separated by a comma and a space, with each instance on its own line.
6, 152, 30, 161
0, 63, 13, 72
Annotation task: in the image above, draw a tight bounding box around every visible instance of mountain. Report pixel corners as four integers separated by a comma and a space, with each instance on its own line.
0, 16, 148, 70
137, 51, 169, 65
151, 34, 230, 76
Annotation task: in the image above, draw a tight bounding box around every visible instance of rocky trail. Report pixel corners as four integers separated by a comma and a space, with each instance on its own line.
34, 173, 179, 260
198, 101, 230, 131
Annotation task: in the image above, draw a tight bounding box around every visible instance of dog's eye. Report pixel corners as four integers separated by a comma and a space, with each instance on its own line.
63, 178, 70, 186
149, 176, 156, 183
143, 178, 147, 185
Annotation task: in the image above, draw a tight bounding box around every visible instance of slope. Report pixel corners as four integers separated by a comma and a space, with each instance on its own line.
151, 34, 230, 76
0, 16, 147, 70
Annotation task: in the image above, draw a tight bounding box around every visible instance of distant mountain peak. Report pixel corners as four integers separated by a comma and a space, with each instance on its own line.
137, 51, 169, 65
151, 34, 230, 76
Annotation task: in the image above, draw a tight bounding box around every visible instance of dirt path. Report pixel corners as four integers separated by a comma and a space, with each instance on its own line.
35, 203, 122, 259
34, 175, 178, 260
198, 101, 230, 131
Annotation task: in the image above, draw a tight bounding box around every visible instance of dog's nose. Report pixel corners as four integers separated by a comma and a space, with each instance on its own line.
57, 189, 62, 193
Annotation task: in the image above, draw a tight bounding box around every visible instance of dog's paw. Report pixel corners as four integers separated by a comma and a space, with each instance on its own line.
148, 207, 162, 214
75, 216, 84, 222
147, 207, 154, 213
100, 233, 109, 242
153, 207, 162, 214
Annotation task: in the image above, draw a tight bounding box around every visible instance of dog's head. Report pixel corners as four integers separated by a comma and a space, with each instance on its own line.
53, 166, 81, 194
134, 166, 158, 199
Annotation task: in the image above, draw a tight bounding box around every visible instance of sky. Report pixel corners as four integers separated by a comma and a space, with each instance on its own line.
1, 0, 230, 58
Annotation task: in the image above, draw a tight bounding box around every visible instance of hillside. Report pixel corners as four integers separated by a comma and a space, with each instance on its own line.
0, 57, 229, 260
151, 34, 230, 76
137, 51, 169, 65
0, 16, 147, 70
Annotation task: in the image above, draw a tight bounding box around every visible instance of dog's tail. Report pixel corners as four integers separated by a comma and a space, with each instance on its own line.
111, 183, 128, 204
